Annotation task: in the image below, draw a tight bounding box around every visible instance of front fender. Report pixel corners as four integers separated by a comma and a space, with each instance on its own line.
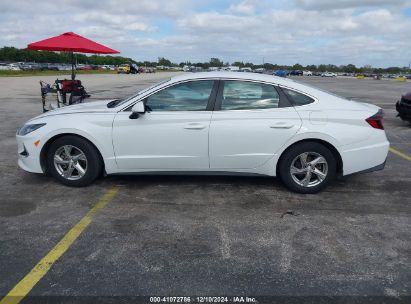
37, 113, 117, 173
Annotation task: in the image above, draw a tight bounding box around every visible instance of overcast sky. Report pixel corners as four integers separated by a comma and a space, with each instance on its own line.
1, 0, 411, 67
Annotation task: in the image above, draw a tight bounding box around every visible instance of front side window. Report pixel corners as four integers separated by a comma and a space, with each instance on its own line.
145, 80, 214, 111
282, 88, 314, 106
221, 81, 280, 110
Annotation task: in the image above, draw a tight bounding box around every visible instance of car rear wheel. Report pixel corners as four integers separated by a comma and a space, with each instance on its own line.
278, 142, 336, 194
46, 136, 103, 187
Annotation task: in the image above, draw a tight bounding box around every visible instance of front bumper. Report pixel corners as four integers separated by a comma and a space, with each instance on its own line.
16, 134, 44, 173
396, 100, 411, 121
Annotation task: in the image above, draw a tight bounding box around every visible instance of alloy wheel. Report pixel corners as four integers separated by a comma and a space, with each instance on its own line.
53, 145, 88, 181
290, 152, 328, 188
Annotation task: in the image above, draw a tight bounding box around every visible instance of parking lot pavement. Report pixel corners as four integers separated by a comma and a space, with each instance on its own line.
0, 74, 410, 302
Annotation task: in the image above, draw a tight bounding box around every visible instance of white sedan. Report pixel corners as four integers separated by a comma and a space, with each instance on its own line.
321, 72, 337, 77
16, 72, 389, 193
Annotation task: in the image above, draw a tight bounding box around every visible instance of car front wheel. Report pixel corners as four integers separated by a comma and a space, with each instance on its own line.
46, 136, 103, 187
278, 142, 336, 194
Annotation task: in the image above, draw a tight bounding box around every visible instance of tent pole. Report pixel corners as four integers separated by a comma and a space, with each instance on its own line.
71, 52, 75, 80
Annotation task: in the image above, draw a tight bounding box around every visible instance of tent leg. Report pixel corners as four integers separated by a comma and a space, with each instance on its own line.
71, 52, 75, 80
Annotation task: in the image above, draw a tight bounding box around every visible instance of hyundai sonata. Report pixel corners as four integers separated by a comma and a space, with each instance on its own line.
16, 72, 389, 193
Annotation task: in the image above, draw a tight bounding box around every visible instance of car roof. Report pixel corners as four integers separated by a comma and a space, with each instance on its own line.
166, 71, 333, 101
169, 71, 295, 86
164, 72, 375, 112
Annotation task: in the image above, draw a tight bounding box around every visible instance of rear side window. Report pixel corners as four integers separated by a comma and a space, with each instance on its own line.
282, 88, 314, 106
221, 81, 280, 110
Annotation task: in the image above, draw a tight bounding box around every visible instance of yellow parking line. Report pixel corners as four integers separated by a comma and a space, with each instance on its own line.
390, 147, 411, 161
0, 186, 119, 304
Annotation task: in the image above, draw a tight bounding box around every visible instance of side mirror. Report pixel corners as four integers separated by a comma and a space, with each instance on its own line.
129, 102, 145, 119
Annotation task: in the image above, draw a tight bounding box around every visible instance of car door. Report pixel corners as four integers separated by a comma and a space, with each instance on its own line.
209, 80, 302, 169
113, 80, 217, 170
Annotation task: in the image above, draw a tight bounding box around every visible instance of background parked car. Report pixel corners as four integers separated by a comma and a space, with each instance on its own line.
56, 64, 72, 71
7, 63, 21, 71
290, 70, 303, 76
0, 63, 9, 70
396, 92, 411, 123
101, 65, 116, 71
19, 62, 37, 71
117, 63, 139, 74
273, 69, 288, 77
47, 63, 59, 71
78, 65, 93, 71
321, 72, 337, 77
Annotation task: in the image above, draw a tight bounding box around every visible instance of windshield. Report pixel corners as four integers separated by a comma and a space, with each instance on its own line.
107, 78, 171, 108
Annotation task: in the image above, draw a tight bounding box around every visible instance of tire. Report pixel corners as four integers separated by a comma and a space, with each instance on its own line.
278, 142, 336, 194
46, 136, 103, 187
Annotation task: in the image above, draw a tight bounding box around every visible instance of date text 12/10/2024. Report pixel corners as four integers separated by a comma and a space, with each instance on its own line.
149, 296, 257, 303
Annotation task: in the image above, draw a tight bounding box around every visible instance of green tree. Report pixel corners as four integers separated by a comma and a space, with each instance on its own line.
306, 64, 317, 71
317, 64, 327, 72
158, 57, 172, 66
344, 64, 358, 73
232, 61, 246, 68
210, 58, 223, 67
292, 63, 303, 70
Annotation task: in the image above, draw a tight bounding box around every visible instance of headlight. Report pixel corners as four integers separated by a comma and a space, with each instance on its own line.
18, 123, 46, 136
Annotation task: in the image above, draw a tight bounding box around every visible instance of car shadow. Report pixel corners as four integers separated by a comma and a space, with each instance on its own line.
101, 173, 281, 188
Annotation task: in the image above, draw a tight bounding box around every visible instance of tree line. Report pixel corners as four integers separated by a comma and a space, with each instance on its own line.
1, 47, 409, 74
176, 58, 410, 74
0, 47, 136, 65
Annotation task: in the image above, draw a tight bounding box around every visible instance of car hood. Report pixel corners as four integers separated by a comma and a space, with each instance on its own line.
32, 99, 115, 120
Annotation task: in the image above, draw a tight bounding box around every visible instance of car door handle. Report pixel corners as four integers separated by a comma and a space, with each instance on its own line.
269, 122, 295, 129
184, 123, 206, 130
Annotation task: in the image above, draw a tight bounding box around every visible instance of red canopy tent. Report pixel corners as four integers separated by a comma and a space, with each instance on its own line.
27, 32, 120, 79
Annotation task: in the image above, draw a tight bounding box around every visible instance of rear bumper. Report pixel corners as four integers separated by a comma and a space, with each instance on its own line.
340, 131, 389, 176
345, 160, 386, 176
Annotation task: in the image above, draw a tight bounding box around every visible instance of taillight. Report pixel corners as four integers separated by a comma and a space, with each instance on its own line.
366, 109, 384, 130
